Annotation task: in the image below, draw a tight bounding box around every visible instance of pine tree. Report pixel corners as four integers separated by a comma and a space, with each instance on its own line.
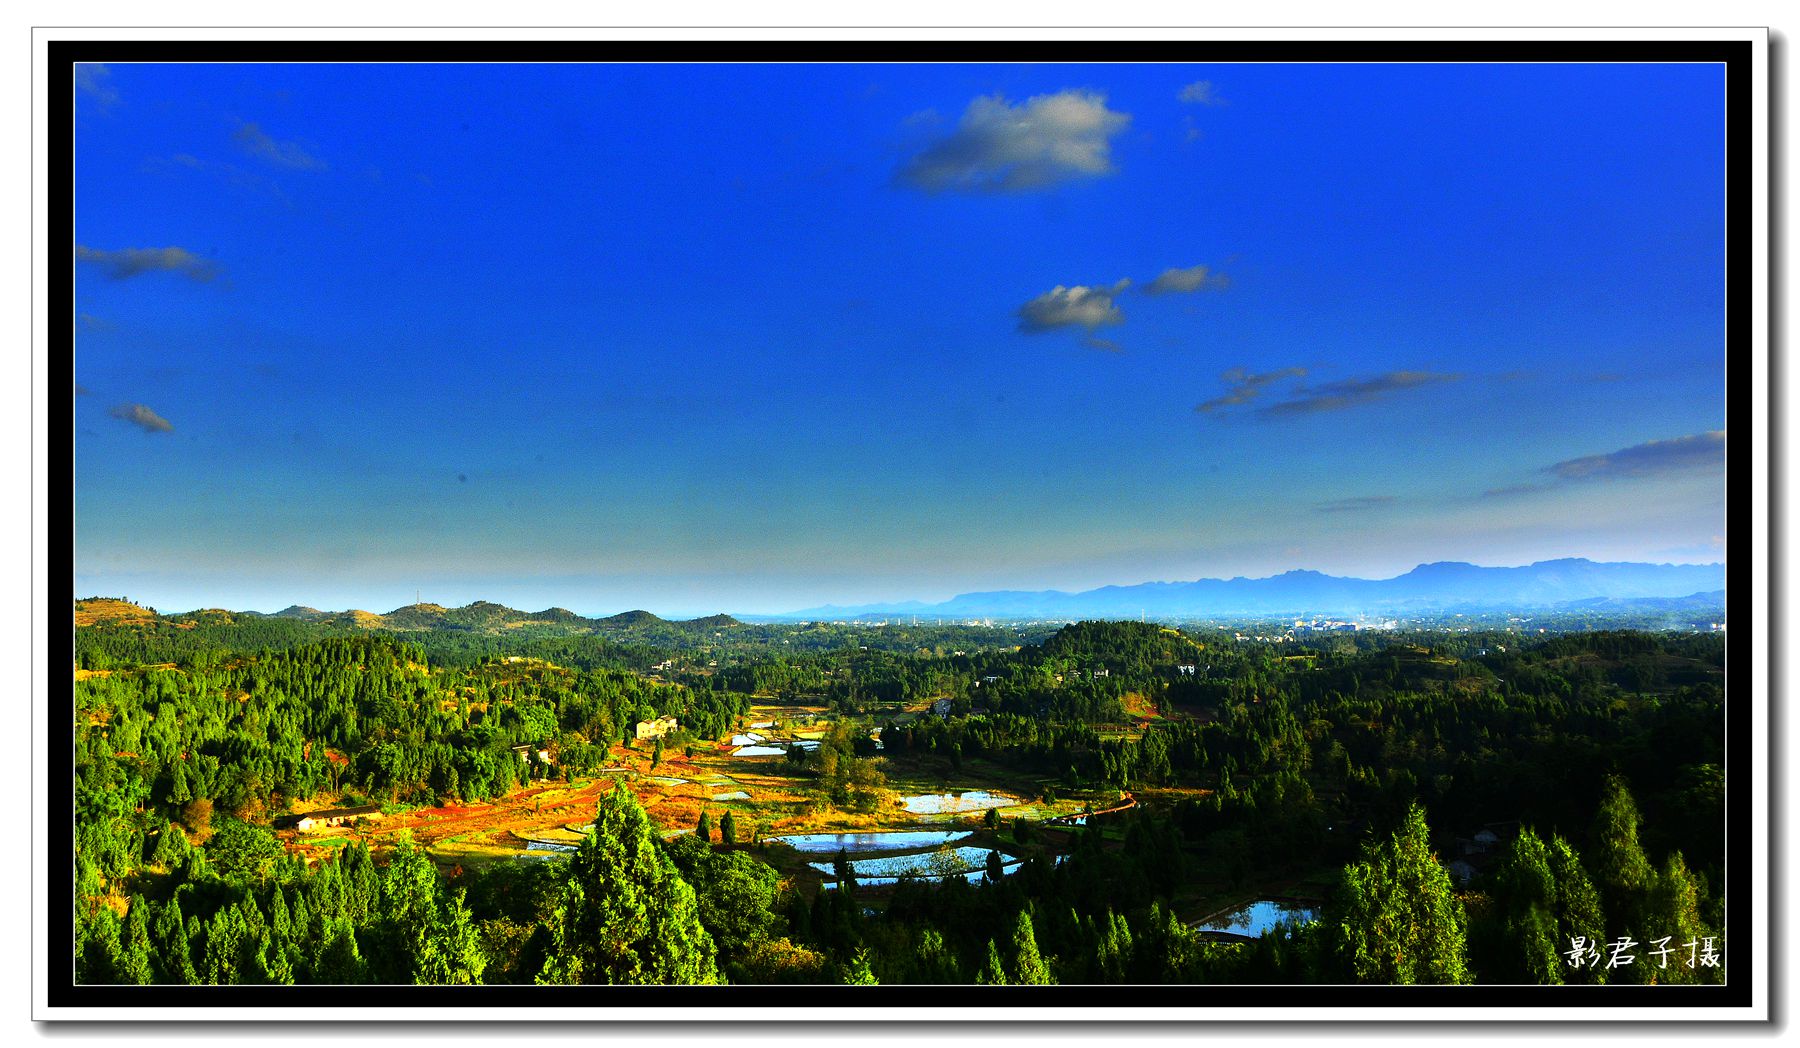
1009, 910, 1053, 984
315, 915, 365, 983
152, 894, 199, 984
1333, 802, 1471, 983
976, 939, 1008, 984
1590, 776, 1655, 937
697, 810, 713, 844
1644, 852, 1717, 984
1546, 834, 1608, 985
720, 809, 738, 846
117, 898, 154, 984
838, 947, 879, 985
1487, 827, 1563, 984
365, 834, 487, 984
537, 783, 719, 984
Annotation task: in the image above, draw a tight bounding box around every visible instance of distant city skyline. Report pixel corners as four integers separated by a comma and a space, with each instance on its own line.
74, 61, 1728, 617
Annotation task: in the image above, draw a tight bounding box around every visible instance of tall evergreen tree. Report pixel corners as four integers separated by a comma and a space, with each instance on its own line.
537, 784, 719, 984
1546, 834, 1607, 985
117, 898, 154, 985
1485, 828, 1563, 984
1333, 802, 1471, 984
1590, 776, 1655, 937
1644, 852, 1718, 985
152, 894, 199, 984
1009, 910, 1053, 985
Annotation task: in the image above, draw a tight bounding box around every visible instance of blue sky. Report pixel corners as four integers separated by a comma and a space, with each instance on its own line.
73, 61, 1728, 616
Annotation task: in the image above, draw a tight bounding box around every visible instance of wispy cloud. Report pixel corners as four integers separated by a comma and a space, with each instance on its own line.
1196, 366, 1308, 414
1482, 431, 1725, 499
1481, 483, 1549, 499
76, 245, 219, 282
1316, 495, 1397, 514
75, 384, 92, 396
75, 64, 118, 107
1178, 80, 1226, 106
897, 89, 1131, 193
1260, 370, 1463, 417
234, 121, 326, 170
1144, 263, 1230, 296
108, 403, 174, 433
1017, 279, 1131, 333
1545, 431, 1725, 482
1083, 335, 1124, 353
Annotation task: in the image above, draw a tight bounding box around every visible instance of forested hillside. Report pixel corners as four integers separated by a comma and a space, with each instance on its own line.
72, 611, 1726, 986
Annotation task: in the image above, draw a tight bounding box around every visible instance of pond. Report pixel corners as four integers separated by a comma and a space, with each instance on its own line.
711, 791, 751, 802
1194, 899, 1321, 939
821, 863, 1022, 890
769, 829, 973, 854
898, 790, 1021, 815
640, 775, 689, 786
807, 845, 1016, 879
732, 745, 786, 757
729, 733, 766, 747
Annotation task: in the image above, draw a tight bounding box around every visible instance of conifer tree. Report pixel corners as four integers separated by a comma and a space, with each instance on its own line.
1546, 834, 1607, 985
117, 898, 154, 985
1009, 910, 1053, 984
1487, 827, 1563, 984
1333, 802, 1471, 983
537, 784, 719, 984
152, 894, 199, 984
976, 939, 1008, 984
1590, 776, 1655, 937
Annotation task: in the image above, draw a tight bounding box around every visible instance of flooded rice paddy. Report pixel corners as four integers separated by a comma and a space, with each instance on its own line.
769, 829, 974, 854
898, 790, 1021, 815
807, 846, 1016, 879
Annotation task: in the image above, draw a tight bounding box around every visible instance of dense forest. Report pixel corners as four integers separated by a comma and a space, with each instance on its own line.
72, 604, 1727, 986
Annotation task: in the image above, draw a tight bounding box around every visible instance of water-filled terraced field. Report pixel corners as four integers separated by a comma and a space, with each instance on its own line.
770, 829, 974, 854
806, 845, 1015, 879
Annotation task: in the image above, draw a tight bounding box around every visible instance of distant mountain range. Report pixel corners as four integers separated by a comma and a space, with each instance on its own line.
71, 597, 745, 636
265, 601, 743, 634
784, 558, 1727, 621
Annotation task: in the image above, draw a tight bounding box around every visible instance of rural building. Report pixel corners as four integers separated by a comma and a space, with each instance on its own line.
1177, 664, 1197, 675
636, 716, 680, 741
931, 698, 954, 719
275, 803, 384, 833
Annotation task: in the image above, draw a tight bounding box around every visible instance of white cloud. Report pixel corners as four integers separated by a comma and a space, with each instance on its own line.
1144, 263, 1230, 295
1178, 80, 1226, 106
1018, 279, 1131, 332
898, 90, 1131, 193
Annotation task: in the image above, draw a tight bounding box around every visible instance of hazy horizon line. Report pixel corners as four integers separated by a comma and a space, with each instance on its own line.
74, 553, 1727, 621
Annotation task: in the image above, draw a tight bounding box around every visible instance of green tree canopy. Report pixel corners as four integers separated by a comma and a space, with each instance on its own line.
1333, 803, 1471, 984
537, 784, 719, 984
